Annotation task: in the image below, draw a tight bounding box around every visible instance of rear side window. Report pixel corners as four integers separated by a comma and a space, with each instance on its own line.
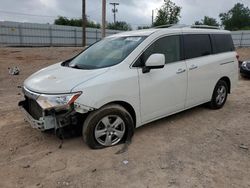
184, 34, 212, 59
211, 34, 235, 54
133, 35, 181, 67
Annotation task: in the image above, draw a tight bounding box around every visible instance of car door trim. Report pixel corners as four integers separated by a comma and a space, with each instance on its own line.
220, 61, 234, 65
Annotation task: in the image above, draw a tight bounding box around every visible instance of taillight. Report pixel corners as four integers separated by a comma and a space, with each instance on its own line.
236, 54, 239, 61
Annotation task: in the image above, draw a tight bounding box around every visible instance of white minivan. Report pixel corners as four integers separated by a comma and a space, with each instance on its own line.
19, 26, 238, 149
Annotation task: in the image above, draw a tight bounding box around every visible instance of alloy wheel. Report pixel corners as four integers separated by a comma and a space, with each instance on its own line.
94, 115, 125, 146
216, 85, 227, 105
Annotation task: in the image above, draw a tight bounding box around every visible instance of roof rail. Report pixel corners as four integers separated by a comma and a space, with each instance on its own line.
154, 24, 174, 28
191, 25, 220, 30
153, 24, 220, 30
154, 24, 188, 29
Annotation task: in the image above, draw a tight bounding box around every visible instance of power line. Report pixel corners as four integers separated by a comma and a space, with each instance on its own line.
0, 10, 83, 20
0, 10, 57, 18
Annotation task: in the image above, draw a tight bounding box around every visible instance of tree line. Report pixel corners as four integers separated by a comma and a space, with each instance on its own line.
54, 16, 132, 31
54, 1, 250, 31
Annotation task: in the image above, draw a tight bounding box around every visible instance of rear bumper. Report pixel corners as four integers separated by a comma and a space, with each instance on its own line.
18, 101, 56, 131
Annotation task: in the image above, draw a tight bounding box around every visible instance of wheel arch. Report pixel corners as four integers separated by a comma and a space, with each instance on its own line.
219, 77, 231, 93
102, 101, 137, 128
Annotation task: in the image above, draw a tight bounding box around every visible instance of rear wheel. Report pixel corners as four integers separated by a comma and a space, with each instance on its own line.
209, 80, 228, 109
82, 104, 134, 149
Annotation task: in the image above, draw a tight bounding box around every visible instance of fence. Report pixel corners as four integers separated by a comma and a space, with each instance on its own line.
0, 21, 121, 47
231, 31, 250, 47
1, 21, 250, 47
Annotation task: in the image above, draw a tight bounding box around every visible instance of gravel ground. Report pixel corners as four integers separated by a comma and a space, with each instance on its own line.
0, 47, 249, 188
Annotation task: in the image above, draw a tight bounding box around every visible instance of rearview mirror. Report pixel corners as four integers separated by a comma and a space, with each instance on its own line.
142, 54, 165, 73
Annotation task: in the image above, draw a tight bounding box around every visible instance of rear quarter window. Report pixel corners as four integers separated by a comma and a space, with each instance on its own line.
184, 34, 212, 59
211, 34, 235, 54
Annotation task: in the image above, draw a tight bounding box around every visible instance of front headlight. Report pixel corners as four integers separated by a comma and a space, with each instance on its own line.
37, 92, 82, 110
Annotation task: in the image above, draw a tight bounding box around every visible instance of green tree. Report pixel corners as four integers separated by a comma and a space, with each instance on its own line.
194, 16, 219, 26
54, 16, 100, 28
107, 21, 132, 31
54, 16, 70, 25
219, 3, 250, 30
154, 0, 181, 27
137, 26, 151, 30
87, 21, 101, 29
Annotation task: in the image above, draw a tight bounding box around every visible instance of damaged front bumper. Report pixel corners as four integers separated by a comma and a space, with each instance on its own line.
19, 100, 57, 130
18, 87, 94, 131
18, 99, 79, 131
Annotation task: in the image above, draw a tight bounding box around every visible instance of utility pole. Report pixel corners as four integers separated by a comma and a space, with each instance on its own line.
82, 0, 86, 46
110, 2, 119, 23
152, 10, 154, 26
102, 0, 106, 38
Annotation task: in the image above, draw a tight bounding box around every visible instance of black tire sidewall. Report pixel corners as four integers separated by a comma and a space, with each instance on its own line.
82, 105, 134, 149
210, 80, 228, 109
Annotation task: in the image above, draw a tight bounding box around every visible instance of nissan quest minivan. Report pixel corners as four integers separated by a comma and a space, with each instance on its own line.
19, 25, 238, 149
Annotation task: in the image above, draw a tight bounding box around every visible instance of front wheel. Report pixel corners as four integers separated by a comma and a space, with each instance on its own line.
209, 80, 228, 109
82, 104, 134, 149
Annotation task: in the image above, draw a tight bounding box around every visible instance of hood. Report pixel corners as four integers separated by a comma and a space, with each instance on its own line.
24, 62, 108, 94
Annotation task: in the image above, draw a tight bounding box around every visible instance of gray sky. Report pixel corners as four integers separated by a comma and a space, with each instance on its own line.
0, 0, 249, 28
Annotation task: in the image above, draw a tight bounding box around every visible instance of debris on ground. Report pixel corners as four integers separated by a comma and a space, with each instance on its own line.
45, 151, 52, 155
115, 142, 129, 154
8, 66, 20, 75
239, 144, 248, 150
22, 164, 30, 169
58, 144, 63, 149
57, 181, 70, 186
122, 160, 129, 165
36, 183, 43, 188
115, 138, 131, 154
10, 50, 21, 54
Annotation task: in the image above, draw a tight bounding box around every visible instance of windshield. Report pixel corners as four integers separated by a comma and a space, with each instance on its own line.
68, 36, 146, 69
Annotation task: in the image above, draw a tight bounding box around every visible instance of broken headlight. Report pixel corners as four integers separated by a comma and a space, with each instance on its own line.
36, 92, 82, 110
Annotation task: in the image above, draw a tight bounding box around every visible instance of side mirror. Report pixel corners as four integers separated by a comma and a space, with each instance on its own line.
142, 54, 165, 73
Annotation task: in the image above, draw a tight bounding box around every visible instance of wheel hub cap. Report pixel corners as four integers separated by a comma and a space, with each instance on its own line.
94, 115, 125, 146
216, 85, 226, 105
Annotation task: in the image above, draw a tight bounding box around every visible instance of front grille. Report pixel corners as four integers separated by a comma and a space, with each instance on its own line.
26, 97, 43, 120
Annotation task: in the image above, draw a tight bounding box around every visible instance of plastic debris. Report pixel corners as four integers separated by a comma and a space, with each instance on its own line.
8, 66, 20, 75
122, 160, 129, 165
239, 144, 248, 150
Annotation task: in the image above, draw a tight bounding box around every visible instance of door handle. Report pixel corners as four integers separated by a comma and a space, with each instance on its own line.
176, 68, 186, 74
189, 64, 198, 70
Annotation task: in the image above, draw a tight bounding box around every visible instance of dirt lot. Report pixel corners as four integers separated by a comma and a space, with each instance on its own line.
0, 47, 249, 188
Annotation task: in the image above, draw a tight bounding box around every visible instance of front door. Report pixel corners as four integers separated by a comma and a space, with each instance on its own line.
137, 35, 188, 123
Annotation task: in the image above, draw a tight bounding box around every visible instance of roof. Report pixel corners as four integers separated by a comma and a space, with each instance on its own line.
109, 25, 230, 38
108, 29, 158, 37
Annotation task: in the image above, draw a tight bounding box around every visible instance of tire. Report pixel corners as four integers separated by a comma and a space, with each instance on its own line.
82, 104, 134, 149
209, 80, 228, 109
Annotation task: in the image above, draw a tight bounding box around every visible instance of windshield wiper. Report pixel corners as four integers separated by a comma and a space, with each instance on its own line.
69, 64, 82, 69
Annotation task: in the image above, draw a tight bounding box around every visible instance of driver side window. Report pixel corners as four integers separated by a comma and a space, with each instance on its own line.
134, 35, 181, 67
